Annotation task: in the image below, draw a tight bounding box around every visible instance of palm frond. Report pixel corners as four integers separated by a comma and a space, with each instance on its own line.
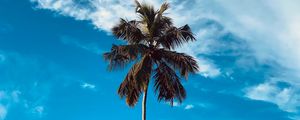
148, 2, 171, 39
135, 1, 156, 30
157, 24, 195, 49
118, 62, 142, 107
134, 0, 141, 10
153, 62, 186, 105
160, 16, 173, 26
158, 2, 170, 15
118, 53, 153, 107
150, 16, 173, 39
103, 44, 149, 71
112, 18, 145, 44
152, 49, 199, 79
133, 54, 153, 87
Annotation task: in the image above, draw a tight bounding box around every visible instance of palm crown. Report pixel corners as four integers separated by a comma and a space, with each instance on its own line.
103, 1, 199, 119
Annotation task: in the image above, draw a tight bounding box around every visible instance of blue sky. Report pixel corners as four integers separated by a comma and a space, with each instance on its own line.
1, 0, 300, 120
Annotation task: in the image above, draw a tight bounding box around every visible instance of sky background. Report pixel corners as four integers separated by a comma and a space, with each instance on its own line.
0, 0, 300, 120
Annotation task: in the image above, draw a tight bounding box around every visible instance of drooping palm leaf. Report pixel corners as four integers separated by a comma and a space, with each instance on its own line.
152, 49, 199, 79
118, 54, 153, 106
153, 62, 186, 105
118, 63, 142, 107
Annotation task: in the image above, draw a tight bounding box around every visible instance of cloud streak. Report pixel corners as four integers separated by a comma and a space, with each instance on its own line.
30, 0, 139, 31
81, 82, 96, 90
184, 104, 194, 110
246, 79, 300, 113
61, 36, 103, 54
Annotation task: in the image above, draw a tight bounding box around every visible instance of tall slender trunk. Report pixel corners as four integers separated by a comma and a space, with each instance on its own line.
142, 85, 148, 120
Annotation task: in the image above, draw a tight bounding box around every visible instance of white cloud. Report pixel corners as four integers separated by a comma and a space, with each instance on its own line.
245, 79, 300, 112
172, 102, 180, 107
204, 0, 300, 70
171, 0, 300, 113
202, 0, 300, 113
0, 90, 21, 120
81, 82, 96, 90
171, 0, 300, 81
184, 104, 194, 110
195, 58, 220, 78
31, 0, 140, 31
31, 0, 90, 20
166, 102, 197, 111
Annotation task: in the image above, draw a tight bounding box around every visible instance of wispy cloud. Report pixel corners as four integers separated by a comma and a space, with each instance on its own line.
203, 0, 300, 73
81, 82, 96, 90
174, 0, 300, 114
165, 101, 197, 111
32, 106, 45, 117
245, 79, 300, 113
204, 0, 300, 114
0, 90, 21, 120
61, 36, 103, 54
184, 104, 194, 110
30, 0, 139, 31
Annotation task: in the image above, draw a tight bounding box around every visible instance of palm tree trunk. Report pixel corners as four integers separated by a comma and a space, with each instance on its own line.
142, 85, 148, 120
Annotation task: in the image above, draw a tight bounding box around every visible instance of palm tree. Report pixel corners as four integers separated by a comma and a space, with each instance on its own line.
103, 1, 199, 120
